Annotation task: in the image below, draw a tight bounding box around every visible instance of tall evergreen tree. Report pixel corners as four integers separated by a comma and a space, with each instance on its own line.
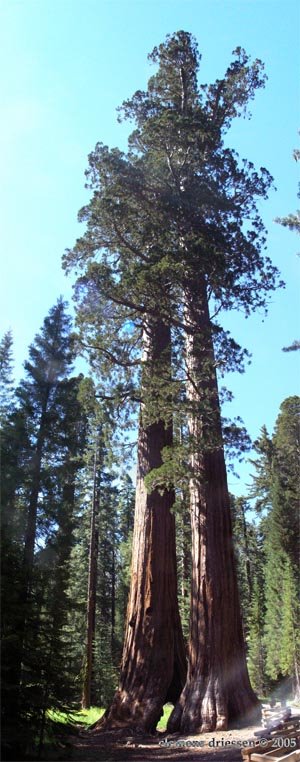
251, 396, 300, 700
231, 497, 258, 626
1, 300, 88, 759
0, 330, 14, 425
64, 31, 282, 732
247, 577, 267, 697
62, 410, 134, 710
81, 444, 100, 710
231, 497, 268, 695
17, 299, 74, 601
280, 557, 300, 699
64, 67, 189, 738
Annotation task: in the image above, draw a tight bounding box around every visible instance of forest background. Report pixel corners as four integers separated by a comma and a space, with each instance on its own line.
0, 1, 300, 761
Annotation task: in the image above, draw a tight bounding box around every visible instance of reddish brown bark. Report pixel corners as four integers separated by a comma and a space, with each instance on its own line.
168, 278, 259, 734
96, 319, 186, 733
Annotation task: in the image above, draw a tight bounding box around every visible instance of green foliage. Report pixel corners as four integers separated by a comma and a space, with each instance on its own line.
264, 547, 289, 681
47, 702, 172, 730
63, 31, 282, 478
0, 329, 14, 425
231, 496, 259, 626
1, 301, 88, 760
247, 577, 267, 696
175, 488, 191, 640
280, 558, 300, 680
61, 395, 135, 710
250, 396, 300, 699
47, 706, 105, 726
275, 143, 300, 350
275, 145, 300, 236
3, 30, 298, 751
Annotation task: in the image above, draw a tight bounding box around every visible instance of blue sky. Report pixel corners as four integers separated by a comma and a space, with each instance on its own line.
1, 0, 299, 494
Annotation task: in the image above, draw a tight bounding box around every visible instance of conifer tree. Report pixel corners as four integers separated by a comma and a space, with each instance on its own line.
251, 396, 300, 700
1, 301, 87, 759
64, 31, 282, 732
81, 445, 100, 710
175, 488, 191, 641
38, 373, 88, 693
247, 577, 267, 697
64, 70, 188, 737
280, 558, 300, 699
0, 330, 14, 425
61, 424, 134, 709
17, 299, 74, 601
230, 495, 265, 640
80, 407, 119, 710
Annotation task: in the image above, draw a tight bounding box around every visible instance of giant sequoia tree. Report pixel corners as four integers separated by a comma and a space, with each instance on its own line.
64, 31, 282, 732
64, 112, 187, 732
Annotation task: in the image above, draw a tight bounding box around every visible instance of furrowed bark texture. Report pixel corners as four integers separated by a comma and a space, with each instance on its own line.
168, 278, 259, 734
97, 319, 186, 733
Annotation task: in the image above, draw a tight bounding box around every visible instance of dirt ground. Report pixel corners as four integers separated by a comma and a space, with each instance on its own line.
69, 720, 266, 762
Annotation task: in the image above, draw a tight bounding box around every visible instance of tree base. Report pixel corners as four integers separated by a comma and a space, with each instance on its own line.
93, 690, 164, 735
167, 677, 261, 734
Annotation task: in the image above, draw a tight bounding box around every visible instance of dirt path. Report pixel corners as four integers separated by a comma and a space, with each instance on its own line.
69, 722, 263, 762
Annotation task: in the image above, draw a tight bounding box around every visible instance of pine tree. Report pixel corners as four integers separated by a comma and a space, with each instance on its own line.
81, 445, 100, 710
249, 425, 274, 512
280, 558, 300, 700
175, 487, 191, 642
231, 496, 259, 628
251, 396, 300, 700
60, 384, 133, 711
231, 498, 268, 697
0, 301, 88, 759
17, 299, 74, 603
247, 577, 267, 697
263, 478, 299, 696
36, 373, 88, 707
114, 474, 135, 654
0, 330, 14, 425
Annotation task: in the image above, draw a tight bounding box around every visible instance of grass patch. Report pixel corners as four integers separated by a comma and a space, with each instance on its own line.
157, 703, 173, 730
47, 706, 105, 727
48, 702, 172, 733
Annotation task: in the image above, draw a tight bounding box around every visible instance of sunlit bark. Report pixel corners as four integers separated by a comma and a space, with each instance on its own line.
97, 319, 186, 733
168, 278, 259, 733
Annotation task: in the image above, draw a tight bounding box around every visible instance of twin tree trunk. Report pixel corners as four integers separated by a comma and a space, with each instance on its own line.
97, 283, 258, 734
168, 277, 259, 734
98, 318, 186, 732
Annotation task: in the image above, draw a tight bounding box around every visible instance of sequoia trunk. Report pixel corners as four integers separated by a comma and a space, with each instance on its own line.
168, 278, 259, 734
97, 318, 186, 733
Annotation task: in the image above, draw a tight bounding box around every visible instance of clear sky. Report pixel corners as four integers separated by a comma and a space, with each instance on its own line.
1, 0, 299, 494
